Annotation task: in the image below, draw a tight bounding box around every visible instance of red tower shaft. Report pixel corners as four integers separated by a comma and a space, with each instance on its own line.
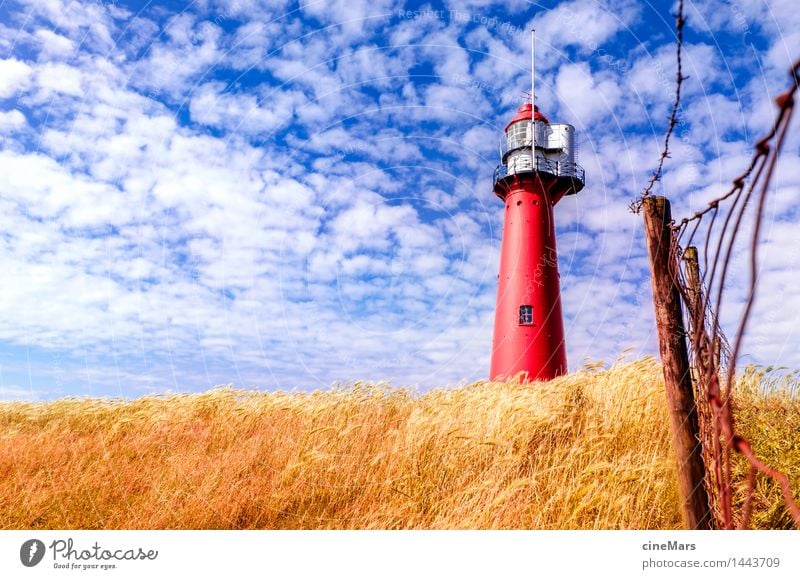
490, 174, 567, 381
489, 103, 583, 382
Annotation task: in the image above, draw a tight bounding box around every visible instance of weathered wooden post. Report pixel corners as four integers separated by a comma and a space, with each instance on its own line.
683, 245, 720, 528
683, 247, 702, 320
642, 197, 712, 529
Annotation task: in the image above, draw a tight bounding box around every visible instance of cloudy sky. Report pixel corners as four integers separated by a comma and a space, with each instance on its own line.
0, 0, 798, 399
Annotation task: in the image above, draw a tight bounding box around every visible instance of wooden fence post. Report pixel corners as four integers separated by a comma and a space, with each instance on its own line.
683, 246, 702, 319
642, 196, 712, 529
683, 245, 720, 528
683, 246, 703, 383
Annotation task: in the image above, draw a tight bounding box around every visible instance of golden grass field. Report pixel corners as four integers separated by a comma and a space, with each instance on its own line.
1, 357, 798, 530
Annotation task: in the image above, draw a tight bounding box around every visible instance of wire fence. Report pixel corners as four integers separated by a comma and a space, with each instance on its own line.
636, 1, 800, 529
670, 58, 800, 529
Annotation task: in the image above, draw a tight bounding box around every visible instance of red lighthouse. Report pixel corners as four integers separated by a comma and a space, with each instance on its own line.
489, 102, 585, 382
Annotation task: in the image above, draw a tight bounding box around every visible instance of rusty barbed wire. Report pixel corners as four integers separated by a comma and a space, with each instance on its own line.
668, 58, 800, 529
630, 0, 687, 213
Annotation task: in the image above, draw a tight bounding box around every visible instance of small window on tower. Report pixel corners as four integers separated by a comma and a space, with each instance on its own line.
519, 305, 534, 325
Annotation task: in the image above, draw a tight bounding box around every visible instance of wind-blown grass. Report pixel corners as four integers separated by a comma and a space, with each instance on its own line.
1, 358, 797, 529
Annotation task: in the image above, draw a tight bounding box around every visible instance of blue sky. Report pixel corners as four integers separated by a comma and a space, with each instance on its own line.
0, 0, 798, 399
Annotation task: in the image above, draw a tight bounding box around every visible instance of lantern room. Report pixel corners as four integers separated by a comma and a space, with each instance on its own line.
493, 103, 585, 200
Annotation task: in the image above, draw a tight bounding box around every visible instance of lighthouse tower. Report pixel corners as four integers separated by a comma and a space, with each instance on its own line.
489, 102, 585, 382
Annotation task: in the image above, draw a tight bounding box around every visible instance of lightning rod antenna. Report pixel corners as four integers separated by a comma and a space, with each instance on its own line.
531, 28, 536, 151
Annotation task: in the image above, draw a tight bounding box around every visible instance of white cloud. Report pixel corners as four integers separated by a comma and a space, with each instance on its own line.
555, 62, 622, 126
133, 16, 224, 99
226, 20, 284, 70
301, 0, 397, 39
0, 58, 33, 98
33, 28, 75, 58
0, 150, 129, 226
0, 385, 42, 401
34, 62, 84, 97
0, 109, 26, 131
18, 0, 119, 52
210, 0, 294, 20
189, 82, 297, 134
534, 0, 640, 55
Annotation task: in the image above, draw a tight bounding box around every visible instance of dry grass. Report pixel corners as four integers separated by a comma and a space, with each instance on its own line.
1, 358, 797, 529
